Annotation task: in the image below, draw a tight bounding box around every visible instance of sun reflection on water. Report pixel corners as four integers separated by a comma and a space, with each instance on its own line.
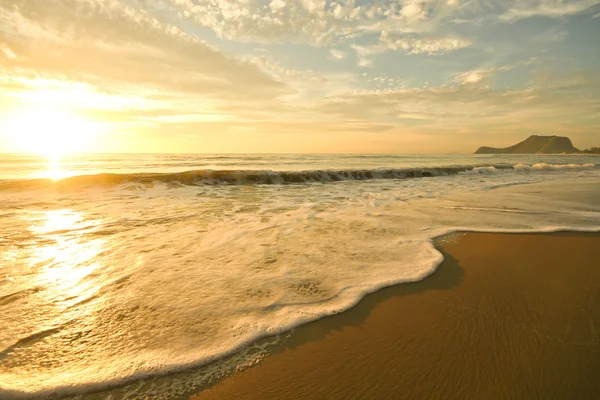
44, 157, 69, 181
29, 209, 106, 306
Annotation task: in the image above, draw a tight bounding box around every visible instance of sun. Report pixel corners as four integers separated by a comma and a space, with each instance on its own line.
4, 108, 101, 159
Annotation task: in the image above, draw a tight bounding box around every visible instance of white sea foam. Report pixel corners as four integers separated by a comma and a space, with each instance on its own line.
513, 162, 596, 171
465, 165, 501, 174
0, 155, 599, 399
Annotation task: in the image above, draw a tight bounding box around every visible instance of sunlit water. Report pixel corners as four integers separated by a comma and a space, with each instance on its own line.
1, 154, 599, 399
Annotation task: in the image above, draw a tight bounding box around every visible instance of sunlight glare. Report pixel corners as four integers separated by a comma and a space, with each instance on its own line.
5, 108, 101, 159
45, 157, 69, 181
29, 210, 106, 307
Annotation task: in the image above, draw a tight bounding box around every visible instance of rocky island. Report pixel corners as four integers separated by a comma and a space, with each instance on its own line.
474, 135, 580, 154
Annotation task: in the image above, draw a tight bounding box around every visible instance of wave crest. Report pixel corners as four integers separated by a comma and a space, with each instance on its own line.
0, 163, 597, 190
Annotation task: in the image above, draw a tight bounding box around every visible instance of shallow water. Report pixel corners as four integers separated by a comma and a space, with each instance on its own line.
191, 232, 600, 400
0, 154, 599, 398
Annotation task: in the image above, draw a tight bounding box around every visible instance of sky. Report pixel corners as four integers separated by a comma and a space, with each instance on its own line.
0, 0, 599, 154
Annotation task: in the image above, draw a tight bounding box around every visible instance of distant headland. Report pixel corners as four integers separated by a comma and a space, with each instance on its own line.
474, 135, 599, 154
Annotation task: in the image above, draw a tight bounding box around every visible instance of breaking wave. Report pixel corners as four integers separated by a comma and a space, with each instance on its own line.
0, 163, 596, 191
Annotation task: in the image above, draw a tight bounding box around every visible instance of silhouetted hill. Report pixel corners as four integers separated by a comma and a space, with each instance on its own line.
474, 135, 579, 154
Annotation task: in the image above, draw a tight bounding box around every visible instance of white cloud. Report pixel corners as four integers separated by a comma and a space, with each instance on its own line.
300, 0, 327, 15
329, 49, 346, 60
247, 55, 358, 102
382, 34, 473, 54
167, 0, 363, 45
358, 58, 374, 67
1, 46, 17, 59
351, 44, 386, 67
499, 0, 600, 21
270, 0, 287, 12
454, 71, 485, 84
453, 70, 494, 86
350, 30, 471, 67
400, 2, 426, 22
165, 0, 477, 48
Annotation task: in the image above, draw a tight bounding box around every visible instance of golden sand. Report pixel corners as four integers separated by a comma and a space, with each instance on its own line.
190, 232, 600, 400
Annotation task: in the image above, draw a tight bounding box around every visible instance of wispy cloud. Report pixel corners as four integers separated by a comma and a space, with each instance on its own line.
351, 44, 385, 67
0, 0, 288, 112
531, 27, 568, 43
453, 70, 494, 86
329, 49, 347, 60
380, 33, 473, 55
498, 0, 600, 21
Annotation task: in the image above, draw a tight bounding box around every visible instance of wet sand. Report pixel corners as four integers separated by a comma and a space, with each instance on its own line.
189, 232, 600, 400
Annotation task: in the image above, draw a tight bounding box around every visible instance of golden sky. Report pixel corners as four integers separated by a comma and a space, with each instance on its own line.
1, 0, 599, 154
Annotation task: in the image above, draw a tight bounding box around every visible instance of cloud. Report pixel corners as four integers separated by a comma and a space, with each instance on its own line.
329, 49, 347, 60
498, 0, 600, 21
400, 2, 426, 22
166, 0, 478, 48
380, 32, 473, 55
453, 70, 494, 85
167, 0, 363, 46
1, 46, 17, 60
270, 0, 287, 12
309, 66, 600, 138
300, 0, 327, 15
351, 44, 385, 67
247, 55, 358, 102
1, 0, 598, 153
531, 27, 568, 43
0, 0, 289, 118
351, 31, 471, 67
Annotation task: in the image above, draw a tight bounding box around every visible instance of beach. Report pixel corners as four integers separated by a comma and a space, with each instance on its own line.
1, 155, 599, 399
190, 232, 600, 400
3, 0, 600, 396
3, 0, 600, 397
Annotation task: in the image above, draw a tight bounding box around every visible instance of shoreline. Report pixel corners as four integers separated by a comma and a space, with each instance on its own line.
187, 231, 600, 400
16, 231, 600, 400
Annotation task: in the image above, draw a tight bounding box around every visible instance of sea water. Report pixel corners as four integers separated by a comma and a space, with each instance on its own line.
0, 153, 599, 399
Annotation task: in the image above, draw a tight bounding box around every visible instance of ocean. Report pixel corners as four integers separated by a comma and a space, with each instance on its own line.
1, 153, 599, 399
